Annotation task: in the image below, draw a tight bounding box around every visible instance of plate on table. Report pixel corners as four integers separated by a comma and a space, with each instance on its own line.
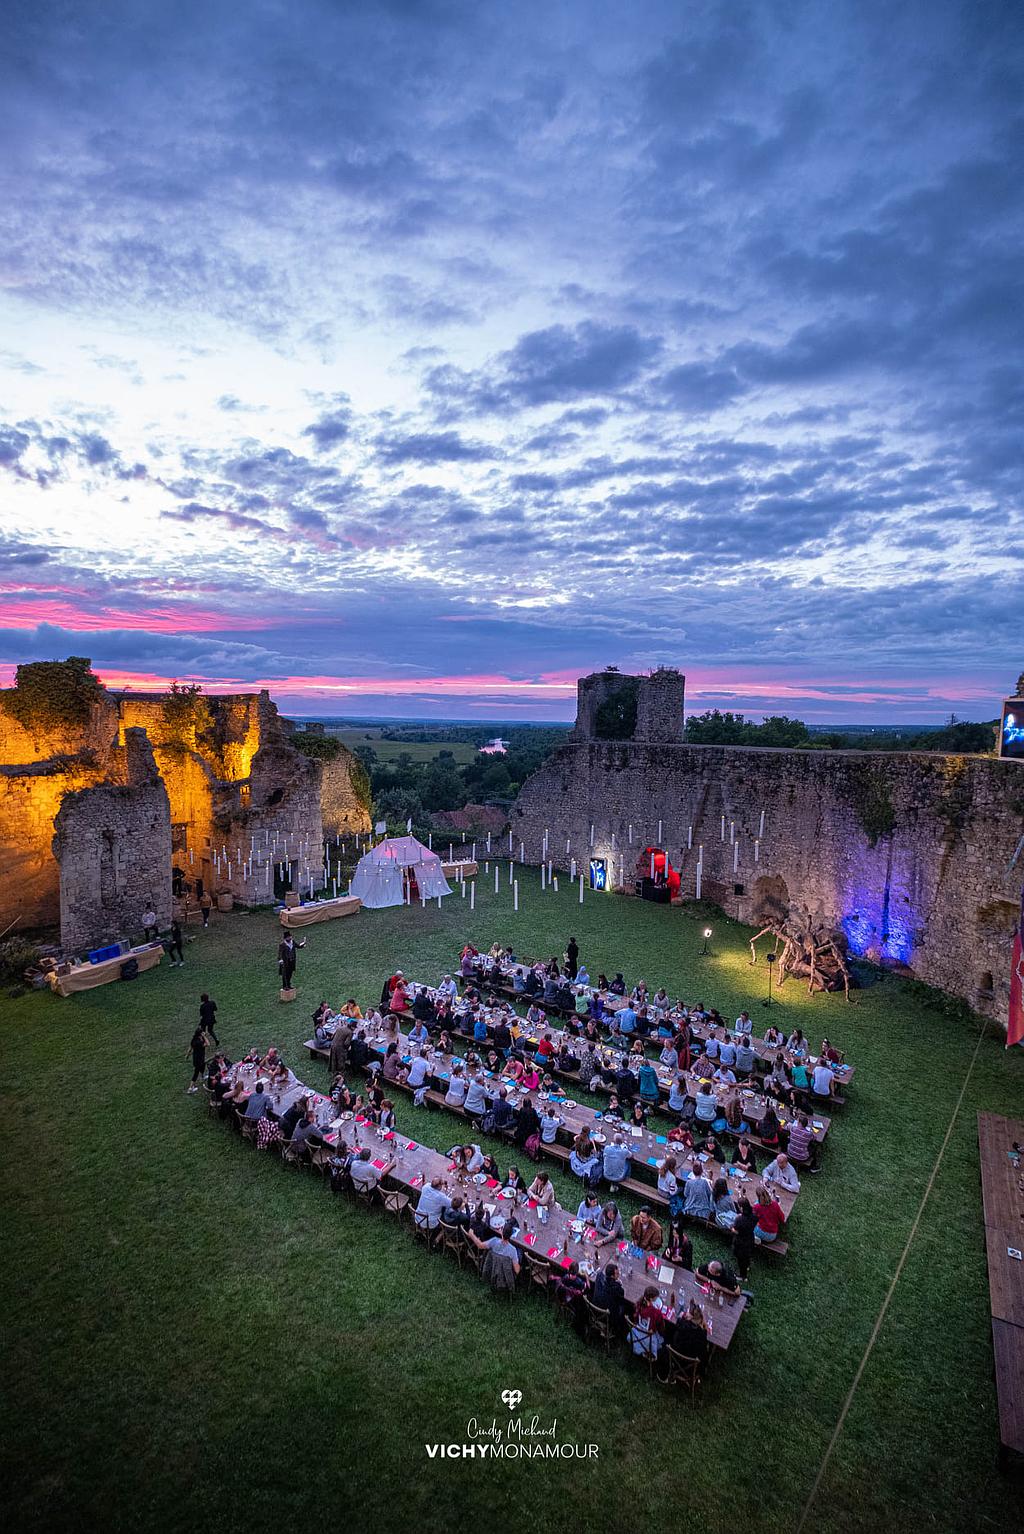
592, 1132, 606, 1144
497, 1187, 515, 1200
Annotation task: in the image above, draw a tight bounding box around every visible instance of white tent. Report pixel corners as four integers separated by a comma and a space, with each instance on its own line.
349, 835, 453, 909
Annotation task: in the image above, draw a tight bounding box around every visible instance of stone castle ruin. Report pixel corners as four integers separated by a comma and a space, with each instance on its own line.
512, 667, 1024, 1028
0, 659, 370, 954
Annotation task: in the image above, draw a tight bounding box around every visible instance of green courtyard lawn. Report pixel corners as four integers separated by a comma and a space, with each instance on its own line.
2, 873, 1022, 1534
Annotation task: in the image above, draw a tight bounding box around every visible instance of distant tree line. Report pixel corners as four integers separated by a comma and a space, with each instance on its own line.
685, 710, 997, 754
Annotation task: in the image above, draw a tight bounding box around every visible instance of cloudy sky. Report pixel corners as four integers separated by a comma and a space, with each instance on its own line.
1, 0, 1021, 722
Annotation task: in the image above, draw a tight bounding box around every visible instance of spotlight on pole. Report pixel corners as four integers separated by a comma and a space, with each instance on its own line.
701, 926, 712, 956
764, 950, 777, 1007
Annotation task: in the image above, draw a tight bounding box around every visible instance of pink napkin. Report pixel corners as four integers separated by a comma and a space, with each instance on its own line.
485, 1177, 499, 1189
523, 1232, 537, 1246
372, 1158, 388, 1170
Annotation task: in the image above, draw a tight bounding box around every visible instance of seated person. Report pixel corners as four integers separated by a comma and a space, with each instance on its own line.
670, 1299, 710, 1366
693, 1087, 718, 1126
601, 1134, 631, 1188
556, 1042, 580, 1074
663, 1219, 694, 1269
350, 1147, 395, 1197
681, 1166, 715, 1220
695, 1257, 741, 1296
592, 1262, 628, 1334
528, 1170, 556, 1208
731, 1136, 757, 1173
712, 1176, 738, 1228
811, 1058, 836, 1099
629, 1206, 664, 1252
785, 1110, 820, 1171
243, 1080, 273, 1120
569, 1129, 602, 1187
762, 1151, 801, 1193
594, 1200, 624, 1245
414, 1176, 453, 1229
577, 1192, 602, 1224
752, 1186, 787, 1244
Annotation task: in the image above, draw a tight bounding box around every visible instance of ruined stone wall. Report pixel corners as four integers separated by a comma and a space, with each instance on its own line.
569, 668, 685, 743
0, 760, 104, 932
511, 741, 1024, 1026
320, 750, 371, 837
52, 729, 172, 954
0, 673, 370, 937
0, 694, 120, 933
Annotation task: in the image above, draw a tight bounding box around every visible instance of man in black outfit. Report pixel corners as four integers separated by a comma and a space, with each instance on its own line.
566, 937, 579, 979
278, 934, 304, 988
198, 994, 220, 1046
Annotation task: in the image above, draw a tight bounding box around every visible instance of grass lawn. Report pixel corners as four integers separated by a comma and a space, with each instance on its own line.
2, 872, 1022, 1534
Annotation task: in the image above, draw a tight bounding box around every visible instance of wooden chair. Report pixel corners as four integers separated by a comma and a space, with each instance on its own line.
437, 1219, 465, 1266
552, 1284, 579, 1328
411, 1212, 440, 1251
584, 1299, 615, 1352
281, 1137, 305, 1170
522, 1250, 552, 1297
351, 1177, 380, 1214
460, 1228, 485, 1274
657, 1344, 703, 1401
308, 1143, 333, 1178
627, 1319, 661, 1380
239, 1114, 258, 1144
381, 1187, 410, 1220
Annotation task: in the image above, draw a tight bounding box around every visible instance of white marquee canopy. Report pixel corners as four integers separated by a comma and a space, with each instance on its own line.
349, 835, 453, 909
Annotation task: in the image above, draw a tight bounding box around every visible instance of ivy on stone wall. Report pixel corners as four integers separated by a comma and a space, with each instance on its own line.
291, 730, 344, 761
349, 755, 372, 815
935, 756, 972, 833
161, 682, 214, 753
2, 657, 105, 732
847, 763, 896, 845
594, 679, 639, 740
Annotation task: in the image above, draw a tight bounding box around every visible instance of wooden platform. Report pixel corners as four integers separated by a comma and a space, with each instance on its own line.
977, 1111, 1024, 1467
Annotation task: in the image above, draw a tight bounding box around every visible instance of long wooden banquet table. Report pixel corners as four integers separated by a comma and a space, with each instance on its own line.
462, 954, 855, 1093
417, 983, 832, 1152
977, 1112, 1024, 1465
306, 1021, 799, 1227
221, 1061, 747, 1352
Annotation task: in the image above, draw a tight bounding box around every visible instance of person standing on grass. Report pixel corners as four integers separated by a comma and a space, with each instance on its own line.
166, 920, 185, 967
198, 994, 220, 1046
566, 937, 579, 979
277, 933, 304, 989
199, 889, 213, 928
186, 1023, 207, 1092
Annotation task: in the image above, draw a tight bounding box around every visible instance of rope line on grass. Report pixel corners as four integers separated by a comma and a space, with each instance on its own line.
796, 1017, 990, 1532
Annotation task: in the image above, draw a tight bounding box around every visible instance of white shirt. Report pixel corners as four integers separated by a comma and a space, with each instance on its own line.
407, 1057, 430, 1088
445, 1076, 467, 1106
415, 1184, 452, 1228
812, 1064, 834, 1095
763, 1156, 801, 1193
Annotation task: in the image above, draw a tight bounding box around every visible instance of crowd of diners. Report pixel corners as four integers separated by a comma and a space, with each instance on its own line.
204, 1046, 737, 1370
294, 951, 844, 1267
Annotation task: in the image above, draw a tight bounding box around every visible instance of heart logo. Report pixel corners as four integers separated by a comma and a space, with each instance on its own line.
500, 1389, 522, 1411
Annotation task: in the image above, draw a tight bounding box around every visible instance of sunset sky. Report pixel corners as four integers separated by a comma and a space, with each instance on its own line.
1, 1, 1021, 721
